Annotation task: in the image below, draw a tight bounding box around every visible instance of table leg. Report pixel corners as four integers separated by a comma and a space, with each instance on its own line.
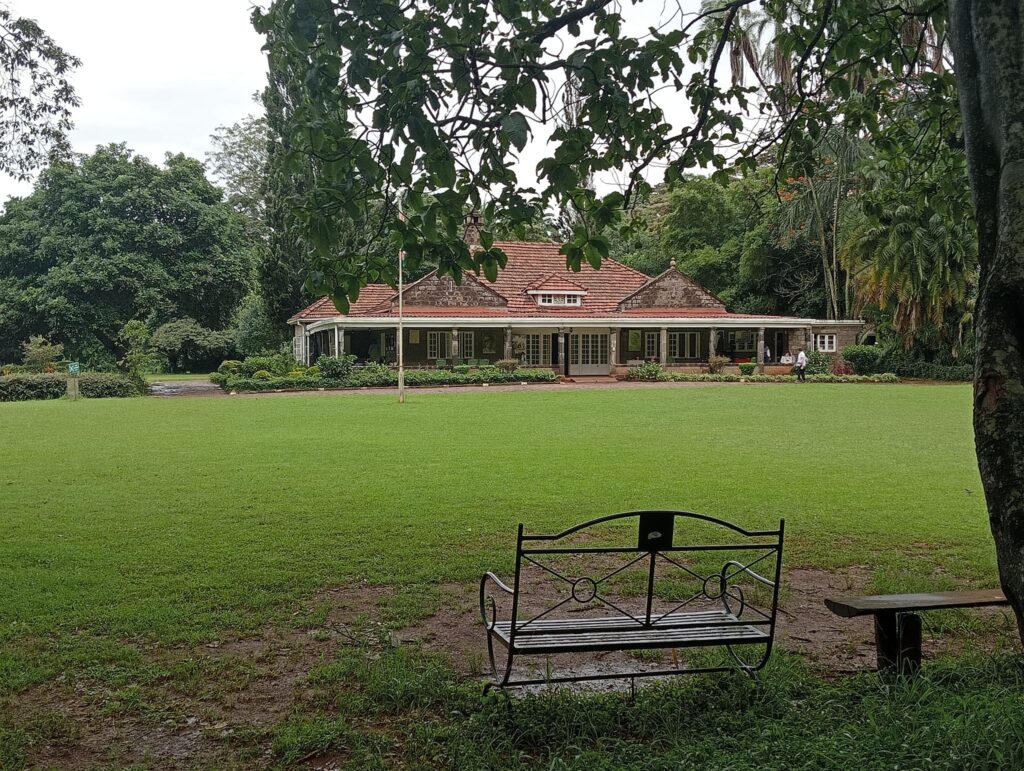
874, 612, 922, 674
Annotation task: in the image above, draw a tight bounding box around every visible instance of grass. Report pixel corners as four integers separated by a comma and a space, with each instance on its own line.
0, 383, 1013, 768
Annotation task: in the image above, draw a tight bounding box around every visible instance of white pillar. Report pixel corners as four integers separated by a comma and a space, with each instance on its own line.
609, 328, 619, 366
451, 328, 460, 361
708, 327, 717, 362
304, 328, 311, 365
338, 328, 345, 356
557, 330, 566, 373
504, 327, 512, 360
334, 326, 340, 356
757, 327, 765, 373
659, 327, 668, 365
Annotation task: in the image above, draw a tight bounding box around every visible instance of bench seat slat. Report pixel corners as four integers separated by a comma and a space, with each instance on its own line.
491, 610, 769, 653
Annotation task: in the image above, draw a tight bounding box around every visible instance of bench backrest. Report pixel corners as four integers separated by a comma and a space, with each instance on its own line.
508, 510, 784, 642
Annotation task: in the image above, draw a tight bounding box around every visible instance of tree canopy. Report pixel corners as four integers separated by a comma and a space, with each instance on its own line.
0, 145, 258, 365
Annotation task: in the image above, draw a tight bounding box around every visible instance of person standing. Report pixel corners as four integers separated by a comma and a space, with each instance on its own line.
795, 348, 808, 382
764, 344, 771, 364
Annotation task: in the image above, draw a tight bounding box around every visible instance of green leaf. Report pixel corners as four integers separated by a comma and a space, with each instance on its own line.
501, 112, 529, 152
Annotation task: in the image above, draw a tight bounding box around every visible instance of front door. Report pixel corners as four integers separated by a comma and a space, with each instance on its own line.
569, 332, 610, 375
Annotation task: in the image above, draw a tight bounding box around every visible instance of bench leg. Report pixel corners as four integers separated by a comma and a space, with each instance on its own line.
875, 612, 922, 675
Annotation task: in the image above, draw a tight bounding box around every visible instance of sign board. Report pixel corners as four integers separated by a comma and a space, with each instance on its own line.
68, 361, 80, 376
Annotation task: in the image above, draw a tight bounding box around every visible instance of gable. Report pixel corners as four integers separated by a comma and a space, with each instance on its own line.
398, 271, 508, 308
618, 270, 725, 311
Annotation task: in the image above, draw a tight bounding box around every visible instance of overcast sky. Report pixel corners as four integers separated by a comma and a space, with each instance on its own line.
0, 0, 711, 206
0, 0, 268, 204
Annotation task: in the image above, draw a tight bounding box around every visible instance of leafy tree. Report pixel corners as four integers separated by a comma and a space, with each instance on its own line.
151, 318, 233, 372
255, 1, 1024, 636
232, 293, 284, 356
0, 7, 80, 178
0, 144, 257, 365
206, 114, 270, 222
20, 334, 62, 371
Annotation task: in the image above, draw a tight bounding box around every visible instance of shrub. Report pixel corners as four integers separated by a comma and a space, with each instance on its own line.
0, 363, 28, 375
453, 364, 470, 374
0, 372, 139, 401
21, 336, 64, 372
708, 355, 730, 374
842, 344, 883, 374
79, 373, 139, 398
738, 362, 757, 376
626, 361, 668, 381
806, 350, 832, 375
496, 359, 519, 373
316, 354, 355, 380
875, 348, 972, 381
830, 357, 855, 376
347, 362, 396, 387
237, 353, 294, 377
305, 365, 321, 377
253, 370, 273, 380
218, 359, 243, 375
0, 373, 69, 401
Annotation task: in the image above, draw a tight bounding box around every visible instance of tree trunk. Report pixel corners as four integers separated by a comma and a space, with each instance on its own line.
950, 1, 1024, 641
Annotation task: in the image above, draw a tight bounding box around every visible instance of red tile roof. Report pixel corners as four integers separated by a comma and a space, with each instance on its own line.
289, 241, 797, 322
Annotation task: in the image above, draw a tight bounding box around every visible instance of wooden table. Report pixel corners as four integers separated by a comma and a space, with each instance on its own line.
824, 589, 1008, 673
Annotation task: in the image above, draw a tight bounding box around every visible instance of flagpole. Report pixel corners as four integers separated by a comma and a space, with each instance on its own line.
397, 230, 406, 405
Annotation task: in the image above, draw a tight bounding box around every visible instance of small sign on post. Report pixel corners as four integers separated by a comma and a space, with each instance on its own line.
67, 362, 80, 400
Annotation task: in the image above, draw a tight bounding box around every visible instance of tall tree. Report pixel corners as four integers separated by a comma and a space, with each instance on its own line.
206, 113, 270, 222
256, 0, 1024, 636
0, 145, 257, 364
0, 6, 79, 178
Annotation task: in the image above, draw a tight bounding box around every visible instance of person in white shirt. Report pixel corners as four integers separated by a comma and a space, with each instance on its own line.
764, 344, 771, 364
795, 349, 808, 382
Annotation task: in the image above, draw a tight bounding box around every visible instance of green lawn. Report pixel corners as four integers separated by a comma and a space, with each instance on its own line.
1, 384, 1017, 769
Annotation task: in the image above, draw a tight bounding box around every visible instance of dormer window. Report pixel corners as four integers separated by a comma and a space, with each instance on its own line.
536, 292, 582, 306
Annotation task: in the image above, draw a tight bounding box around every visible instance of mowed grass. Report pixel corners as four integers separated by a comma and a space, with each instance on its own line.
0, 383, 1013, 769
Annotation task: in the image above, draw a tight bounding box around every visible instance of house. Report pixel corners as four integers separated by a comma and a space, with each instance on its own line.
288, 240, 863, 377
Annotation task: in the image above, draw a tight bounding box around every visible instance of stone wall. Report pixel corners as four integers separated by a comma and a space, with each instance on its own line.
810, 324, 862, 355
399, 273, 507, 308
619, 271, 725, 310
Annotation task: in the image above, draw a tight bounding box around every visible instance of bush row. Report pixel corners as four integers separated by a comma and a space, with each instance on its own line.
0, 372, 140, 401
841, 345, 972, 381
667, 372, 899, 384
213, 361, 559, 392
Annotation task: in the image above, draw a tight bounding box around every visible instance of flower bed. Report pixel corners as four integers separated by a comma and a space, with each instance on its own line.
626, 361, 898, 384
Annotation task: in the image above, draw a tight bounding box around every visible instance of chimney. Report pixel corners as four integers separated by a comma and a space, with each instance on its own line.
463, 209, 483, 246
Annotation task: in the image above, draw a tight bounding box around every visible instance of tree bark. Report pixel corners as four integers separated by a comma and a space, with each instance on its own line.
949, 1, 1024, 640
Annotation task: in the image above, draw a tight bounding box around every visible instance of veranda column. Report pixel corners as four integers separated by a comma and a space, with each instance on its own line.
708, 326, 717, 364
659, 327, 668, 365
451, 328, 460, 361
609, 328, 619, 367
304, 327, 311, 365
557, 329, 566, 374
757, 327, 765, 373
504, 326, 512, 360
334, 326, 341, 356
338, 327, 345, 356
805, 326, 813, 353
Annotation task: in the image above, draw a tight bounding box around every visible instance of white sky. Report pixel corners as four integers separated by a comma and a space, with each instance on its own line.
0, 0, 713, 206
0, 0, 269, 204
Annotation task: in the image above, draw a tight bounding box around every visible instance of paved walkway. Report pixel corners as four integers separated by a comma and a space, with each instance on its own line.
147, 378, 734, 399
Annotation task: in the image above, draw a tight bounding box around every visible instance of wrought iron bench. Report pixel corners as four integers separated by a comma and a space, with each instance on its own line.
480, 510, 784, 691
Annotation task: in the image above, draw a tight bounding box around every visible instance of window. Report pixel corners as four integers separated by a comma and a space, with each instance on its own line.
536, 292, 582, 306
459, 331, 474, 359
815, 333, 837, 352
668, 332, 699, 359
730, 330, 756, 352
644, 331, 659, 359
570, 333, 609, 366
427, 331, 449, 359
522, 333, 551, 365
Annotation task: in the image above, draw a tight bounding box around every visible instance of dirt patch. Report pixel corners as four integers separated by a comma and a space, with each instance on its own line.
10, 583, 395, 770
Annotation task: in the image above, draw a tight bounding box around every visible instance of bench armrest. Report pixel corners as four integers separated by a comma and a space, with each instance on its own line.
479, 572, 514, 631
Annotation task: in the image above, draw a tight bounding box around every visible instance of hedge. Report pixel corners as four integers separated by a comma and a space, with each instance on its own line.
217, 365, 559, 392
841, 345, 972, 381
0, 372, 140, 401
665, 373, 899, 384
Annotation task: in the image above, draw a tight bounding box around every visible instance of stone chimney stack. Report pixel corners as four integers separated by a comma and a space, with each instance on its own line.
463, 209, 483, 246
